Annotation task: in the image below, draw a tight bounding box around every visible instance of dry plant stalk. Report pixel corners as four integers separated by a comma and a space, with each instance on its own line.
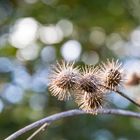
5, 109, 140, 140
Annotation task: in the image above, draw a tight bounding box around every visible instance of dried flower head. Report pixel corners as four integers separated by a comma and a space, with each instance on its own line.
48, 61, 80, 101
74, 65, 105, 113
75, 92, 105, 113
99, 59, 124, 91
79, 65, 102, 93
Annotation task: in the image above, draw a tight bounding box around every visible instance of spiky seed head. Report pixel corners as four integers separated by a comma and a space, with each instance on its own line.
78, 65, 103, 93
74, 65, 105, 113
75, 92, 104, 113
48, 61, 80, 101
99, 59, 124, 91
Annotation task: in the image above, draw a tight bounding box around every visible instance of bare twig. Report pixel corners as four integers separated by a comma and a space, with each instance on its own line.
100, 84, 140, 108
116, 90, 140, 107
5, 108, 140, 140
26, 123, 49, 140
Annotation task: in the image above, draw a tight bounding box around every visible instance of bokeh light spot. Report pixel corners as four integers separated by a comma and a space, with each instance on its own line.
0, 57, 13, 72
9, 17, 38, 48
89, 27, 106, 46
57, 19, 73, 37
3, 84, 24, 104
29, 94, 47, 111
93, 129, 114, 140
82, 51, 99, 65
31, 69, 48, 92
16, 44, 40, 61
61, 40, 82, 61
24, 0, 38, 4
41, 46, 56, 63
0, 99, 4, 113
39, 25, 63, 44
131, 28, 140, 46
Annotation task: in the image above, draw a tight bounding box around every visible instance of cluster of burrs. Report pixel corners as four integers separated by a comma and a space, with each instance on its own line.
48, 59, 124, 113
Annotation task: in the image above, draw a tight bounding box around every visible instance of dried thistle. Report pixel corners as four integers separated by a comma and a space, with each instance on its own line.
48, 61, 80, 101
99, 59, 124, 91
79, 65, 102, 93
74, 65, 105, 113
75, 92, 105, 113
48, 59, 140, 112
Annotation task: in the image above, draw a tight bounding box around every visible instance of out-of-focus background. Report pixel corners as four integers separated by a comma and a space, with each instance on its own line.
1, 0, 140, 139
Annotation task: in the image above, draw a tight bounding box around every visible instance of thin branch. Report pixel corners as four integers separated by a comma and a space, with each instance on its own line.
26, 123, 49, 140
5, 108, 140, 140
116, 90, 140, 107
101, 84, 140, 108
